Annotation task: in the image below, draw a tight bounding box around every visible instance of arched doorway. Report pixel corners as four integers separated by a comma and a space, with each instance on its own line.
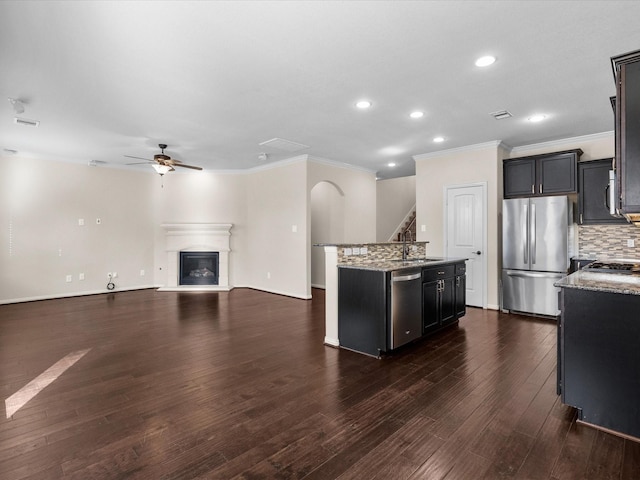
310, 181, 345, 288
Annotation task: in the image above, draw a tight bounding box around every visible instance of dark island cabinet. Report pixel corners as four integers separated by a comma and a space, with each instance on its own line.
338, 260, 466, 357
422, 263, 464, 334
454, 264, 466, 318
578, 159, 627, 224
504, 149, 581, 198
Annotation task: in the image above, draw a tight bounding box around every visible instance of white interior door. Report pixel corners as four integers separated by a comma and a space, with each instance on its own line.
445, 184, 486, 308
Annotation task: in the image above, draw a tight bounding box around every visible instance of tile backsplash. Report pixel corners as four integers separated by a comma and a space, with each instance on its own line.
578, 224, 640, 259
336, 242, 427, 264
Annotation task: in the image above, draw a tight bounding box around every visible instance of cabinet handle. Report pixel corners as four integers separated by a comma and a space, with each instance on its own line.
539, 184, 543, 194
580, 213, 583, 224
438, 271, 445, 275
456, 277, 460, 287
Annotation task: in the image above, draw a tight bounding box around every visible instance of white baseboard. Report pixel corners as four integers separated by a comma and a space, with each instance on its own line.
0, 285, 160, 305
324, 336, 339, 347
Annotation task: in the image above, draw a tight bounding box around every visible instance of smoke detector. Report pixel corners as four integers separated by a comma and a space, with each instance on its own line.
257, 152, 268, 161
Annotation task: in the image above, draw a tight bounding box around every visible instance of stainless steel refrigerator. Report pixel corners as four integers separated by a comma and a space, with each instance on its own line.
502, 196, 571, 317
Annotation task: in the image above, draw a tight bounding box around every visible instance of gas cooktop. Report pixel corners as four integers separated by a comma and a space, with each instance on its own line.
584, 260, 640, 274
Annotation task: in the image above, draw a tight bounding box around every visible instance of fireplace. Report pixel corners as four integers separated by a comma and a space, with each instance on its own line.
179, 252, 219, 285
159, 223, 232, 292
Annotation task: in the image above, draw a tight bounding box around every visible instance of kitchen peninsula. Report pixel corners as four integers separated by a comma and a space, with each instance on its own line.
318, 242, 467, 357
556, 266, 640, 440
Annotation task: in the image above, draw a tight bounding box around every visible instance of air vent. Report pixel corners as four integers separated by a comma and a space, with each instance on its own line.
489, 110, 512, 120
258, 137, 310, 152
14, 117, 39, 127
88, 160, 107, 167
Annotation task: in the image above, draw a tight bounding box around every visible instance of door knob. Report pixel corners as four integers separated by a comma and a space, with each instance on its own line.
474, 251, 481, 255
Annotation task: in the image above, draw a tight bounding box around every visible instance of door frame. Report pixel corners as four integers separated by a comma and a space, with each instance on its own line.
443, 182, 488, 309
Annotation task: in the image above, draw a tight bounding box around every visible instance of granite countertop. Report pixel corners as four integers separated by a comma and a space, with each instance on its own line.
338, 257, 467, 272
555, 270, 640, 296
314, 241, 429, 247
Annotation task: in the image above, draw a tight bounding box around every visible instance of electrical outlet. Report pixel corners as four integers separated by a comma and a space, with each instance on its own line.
267, 272, 271, 279
78, 218, 85, 226
140, 269, 145, 276
343, 248, 352, 256
360, 247, 368, 255
96, 218, 101, 225
112, 272, 117, 278
79, 273, 85, 281
352, 247, 360, 255
66, 275, 72, 283
291, 225, 298, 233
627, 239, 635, 247
421, 225, 426, 232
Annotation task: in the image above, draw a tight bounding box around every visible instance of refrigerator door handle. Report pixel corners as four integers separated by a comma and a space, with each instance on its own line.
531, 203, 536, 265
522, 203, 528, 264
504, 270, 564, 279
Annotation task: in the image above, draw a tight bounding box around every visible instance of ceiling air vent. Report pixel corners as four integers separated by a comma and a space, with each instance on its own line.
489, 110, 512, 120
258, 137, 310, 152
14, 117, 40, 127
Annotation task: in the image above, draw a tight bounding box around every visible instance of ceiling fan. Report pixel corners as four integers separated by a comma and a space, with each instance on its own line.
124, 144, 203, 176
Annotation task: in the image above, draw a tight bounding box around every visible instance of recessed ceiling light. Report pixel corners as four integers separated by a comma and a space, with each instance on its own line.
409, 111, 424, 119
433, 136, 445, 143
387, 162, 396, 167
356, 100, 372, 109
528, 114, 547, 123
475, 55, 496, 67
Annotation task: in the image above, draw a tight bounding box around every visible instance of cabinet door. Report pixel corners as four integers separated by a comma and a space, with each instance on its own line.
578, 159, 627, 224
440, 277, 456, 325
538, 153, 577, 195
422, 280, 439, 332
504, 159, 535, 198
455, 275, 466, 317
619, 59, 640, 214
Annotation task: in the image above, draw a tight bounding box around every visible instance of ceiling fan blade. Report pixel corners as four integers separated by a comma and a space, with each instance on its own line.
126, 161, 154, 165
124, 154, 152, 161
174, 163, 203, 170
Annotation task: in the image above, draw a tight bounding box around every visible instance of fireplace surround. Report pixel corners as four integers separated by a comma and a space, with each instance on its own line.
159, 223, 232, 291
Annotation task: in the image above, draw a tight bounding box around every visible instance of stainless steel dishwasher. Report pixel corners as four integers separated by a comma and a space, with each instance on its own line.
390, 268, 423, 349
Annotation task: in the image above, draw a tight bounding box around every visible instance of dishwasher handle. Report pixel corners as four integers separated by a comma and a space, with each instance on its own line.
392, 272, 422, 282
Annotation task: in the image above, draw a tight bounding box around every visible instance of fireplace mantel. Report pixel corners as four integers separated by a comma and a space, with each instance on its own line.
158, 223, 232, 292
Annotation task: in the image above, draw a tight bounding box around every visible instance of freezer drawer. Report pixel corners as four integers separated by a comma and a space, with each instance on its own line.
502, 269, 564, 317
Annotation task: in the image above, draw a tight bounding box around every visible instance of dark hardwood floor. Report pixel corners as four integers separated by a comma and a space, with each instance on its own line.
1, 288, 638, 479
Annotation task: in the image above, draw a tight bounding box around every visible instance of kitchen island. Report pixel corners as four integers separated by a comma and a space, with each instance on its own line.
556, 269, 640, 440
338, 257, 466, 357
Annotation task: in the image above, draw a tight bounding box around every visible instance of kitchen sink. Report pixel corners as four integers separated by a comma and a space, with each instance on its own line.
391, 258, 441, 263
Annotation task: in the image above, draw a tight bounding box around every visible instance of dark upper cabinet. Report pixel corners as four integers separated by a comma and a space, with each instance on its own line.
578, 159, 627, 224
612, 50, 640, 222
504, 149, 582, 198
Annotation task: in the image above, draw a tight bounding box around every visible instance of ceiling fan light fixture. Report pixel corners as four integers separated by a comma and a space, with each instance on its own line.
152, 164, 172, 175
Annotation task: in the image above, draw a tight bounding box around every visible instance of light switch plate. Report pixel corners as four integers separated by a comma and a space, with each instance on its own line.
352, 247, 360, 255
627, 239, 635, 247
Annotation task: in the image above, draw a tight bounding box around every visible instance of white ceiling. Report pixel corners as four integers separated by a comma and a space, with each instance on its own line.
2, 1, 640, 180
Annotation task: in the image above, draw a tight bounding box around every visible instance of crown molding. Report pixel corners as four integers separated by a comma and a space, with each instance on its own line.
412, 140, 510, 162
508, 131, 614, 157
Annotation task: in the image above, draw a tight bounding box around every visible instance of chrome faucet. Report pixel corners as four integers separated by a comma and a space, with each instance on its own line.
402, 230, 413, 260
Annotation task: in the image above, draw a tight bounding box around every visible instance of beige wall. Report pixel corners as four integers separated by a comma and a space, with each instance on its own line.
376, 176, 416, 242
0, 156, 155, 303
310, 181, 345, 288
415, 141, 506, 309
152, 171, 248, 287
413, 132, 615, 311
307, 159, 377, 294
